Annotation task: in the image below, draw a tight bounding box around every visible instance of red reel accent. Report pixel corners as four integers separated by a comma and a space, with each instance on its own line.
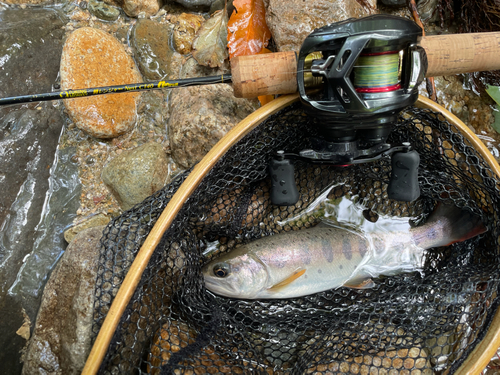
355, 83, 401, 93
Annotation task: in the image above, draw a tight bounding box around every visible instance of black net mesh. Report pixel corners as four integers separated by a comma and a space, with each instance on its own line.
92, 102, 500, 375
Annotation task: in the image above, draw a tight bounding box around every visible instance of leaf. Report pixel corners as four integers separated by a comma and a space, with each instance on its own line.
227, 0, 271, 59
486, 85, 500, 106
228, 0, 273, 105
485, 85, 500, 134
192, 10, 229, 68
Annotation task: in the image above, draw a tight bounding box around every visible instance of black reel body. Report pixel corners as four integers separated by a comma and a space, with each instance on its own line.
270, 15, 427, 205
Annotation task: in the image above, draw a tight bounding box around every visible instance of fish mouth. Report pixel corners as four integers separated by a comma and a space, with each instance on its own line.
203, 275, 218, 289
202, 274, 235, 297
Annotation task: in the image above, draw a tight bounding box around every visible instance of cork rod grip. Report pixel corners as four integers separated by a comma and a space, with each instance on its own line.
230, 51, 297, 98
420, 32, 500, 77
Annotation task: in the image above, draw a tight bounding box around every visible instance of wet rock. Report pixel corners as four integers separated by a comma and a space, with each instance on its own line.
173, 0, 217, 9
101, 142, 170, 210
60, 27, 143, 139
9, 144, 81, 303
88, 0, 121, 21
168, 59, 258, 169
68, 6, 92, 21
131, 19, 173, 80
21, 226, 104, 375
64, 213, 111, 243
171, 13, 205, 55
106, 0, 160, 17
379, 0, 406, 5
265, 0, 371, 52
0, 7, 66, 375
210, 0, 235, 14
417, 0, 439, 22
2, 0, 63, 4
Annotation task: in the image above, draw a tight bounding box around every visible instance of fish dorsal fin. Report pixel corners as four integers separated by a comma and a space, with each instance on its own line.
342, 278, 375, 289
268, 269, 306, 292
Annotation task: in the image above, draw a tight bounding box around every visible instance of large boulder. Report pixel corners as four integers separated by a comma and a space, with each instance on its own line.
60, 27, 143, 139
264, 0, 372, 52
22, 226, 104, 375
168, 59, 258, 169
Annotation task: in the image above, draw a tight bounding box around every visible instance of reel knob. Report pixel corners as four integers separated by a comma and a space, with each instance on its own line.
387, 146, 420, 202
269, 151, 300, 206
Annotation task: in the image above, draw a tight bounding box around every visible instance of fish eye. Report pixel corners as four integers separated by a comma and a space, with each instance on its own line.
213, 263, 230, 278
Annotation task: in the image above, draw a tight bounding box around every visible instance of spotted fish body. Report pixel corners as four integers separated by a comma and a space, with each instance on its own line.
202, 204, 486, 299
204, 226, 370, 299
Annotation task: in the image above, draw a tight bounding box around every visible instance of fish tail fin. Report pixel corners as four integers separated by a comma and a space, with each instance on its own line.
424, 203, 487, 247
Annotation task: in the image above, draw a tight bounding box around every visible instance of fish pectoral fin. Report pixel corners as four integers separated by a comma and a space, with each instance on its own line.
342, 278, 375, 289
267, 269, 306, 292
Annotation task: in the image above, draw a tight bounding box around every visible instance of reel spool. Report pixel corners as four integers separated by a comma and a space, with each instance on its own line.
270, 15, 427, 205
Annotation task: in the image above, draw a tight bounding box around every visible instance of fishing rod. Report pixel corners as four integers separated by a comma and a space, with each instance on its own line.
0, 75, 233, 106
3, 15, 500, 204
1, 20, 499, 105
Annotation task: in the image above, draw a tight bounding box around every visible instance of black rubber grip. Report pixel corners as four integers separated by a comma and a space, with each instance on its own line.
269, 157, 300, 206
387, 150, 420, 202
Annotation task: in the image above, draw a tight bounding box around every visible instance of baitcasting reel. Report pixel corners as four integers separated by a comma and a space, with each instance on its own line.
270, 15, 427, 205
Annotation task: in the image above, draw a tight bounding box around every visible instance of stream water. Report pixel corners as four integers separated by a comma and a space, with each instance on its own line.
0, 5, 79, 373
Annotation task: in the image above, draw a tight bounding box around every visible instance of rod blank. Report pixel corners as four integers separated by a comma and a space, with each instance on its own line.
0, 75, 232, 106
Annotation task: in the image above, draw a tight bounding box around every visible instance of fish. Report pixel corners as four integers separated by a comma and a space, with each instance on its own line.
202, 204, 487, 299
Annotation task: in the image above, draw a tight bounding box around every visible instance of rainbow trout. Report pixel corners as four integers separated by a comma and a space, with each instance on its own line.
202, 204, 486, 299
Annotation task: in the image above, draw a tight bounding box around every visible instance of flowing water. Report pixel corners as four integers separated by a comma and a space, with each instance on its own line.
0, 5, 78, 373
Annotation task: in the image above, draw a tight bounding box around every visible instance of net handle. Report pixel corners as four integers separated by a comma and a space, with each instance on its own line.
417, 95, 500, 375
82, 94, 500, 374
81, 93, 301, 375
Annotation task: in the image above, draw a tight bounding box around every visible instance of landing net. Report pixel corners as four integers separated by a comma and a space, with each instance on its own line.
91, 103, 500, 374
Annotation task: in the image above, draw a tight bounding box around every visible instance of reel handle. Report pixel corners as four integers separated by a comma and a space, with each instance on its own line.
231, 32, 500, 99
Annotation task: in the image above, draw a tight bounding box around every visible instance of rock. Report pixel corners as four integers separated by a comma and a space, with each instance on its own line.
417, 0, 439, 22
210, 0, 235, 14
60, 27, 143, 139
131, 19, 173, 80
22, 226, 104, 375
265, 0, 371, 52
168, 58, 258, 169
101, 142, 170, 210
88, 0, 121, 21
379, 0, 406, 5
173, 0, 217, 9
64, 213, 111, 243
105, 0, 160, 17
2, 0, 62, 4
171, 13, 205, 55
